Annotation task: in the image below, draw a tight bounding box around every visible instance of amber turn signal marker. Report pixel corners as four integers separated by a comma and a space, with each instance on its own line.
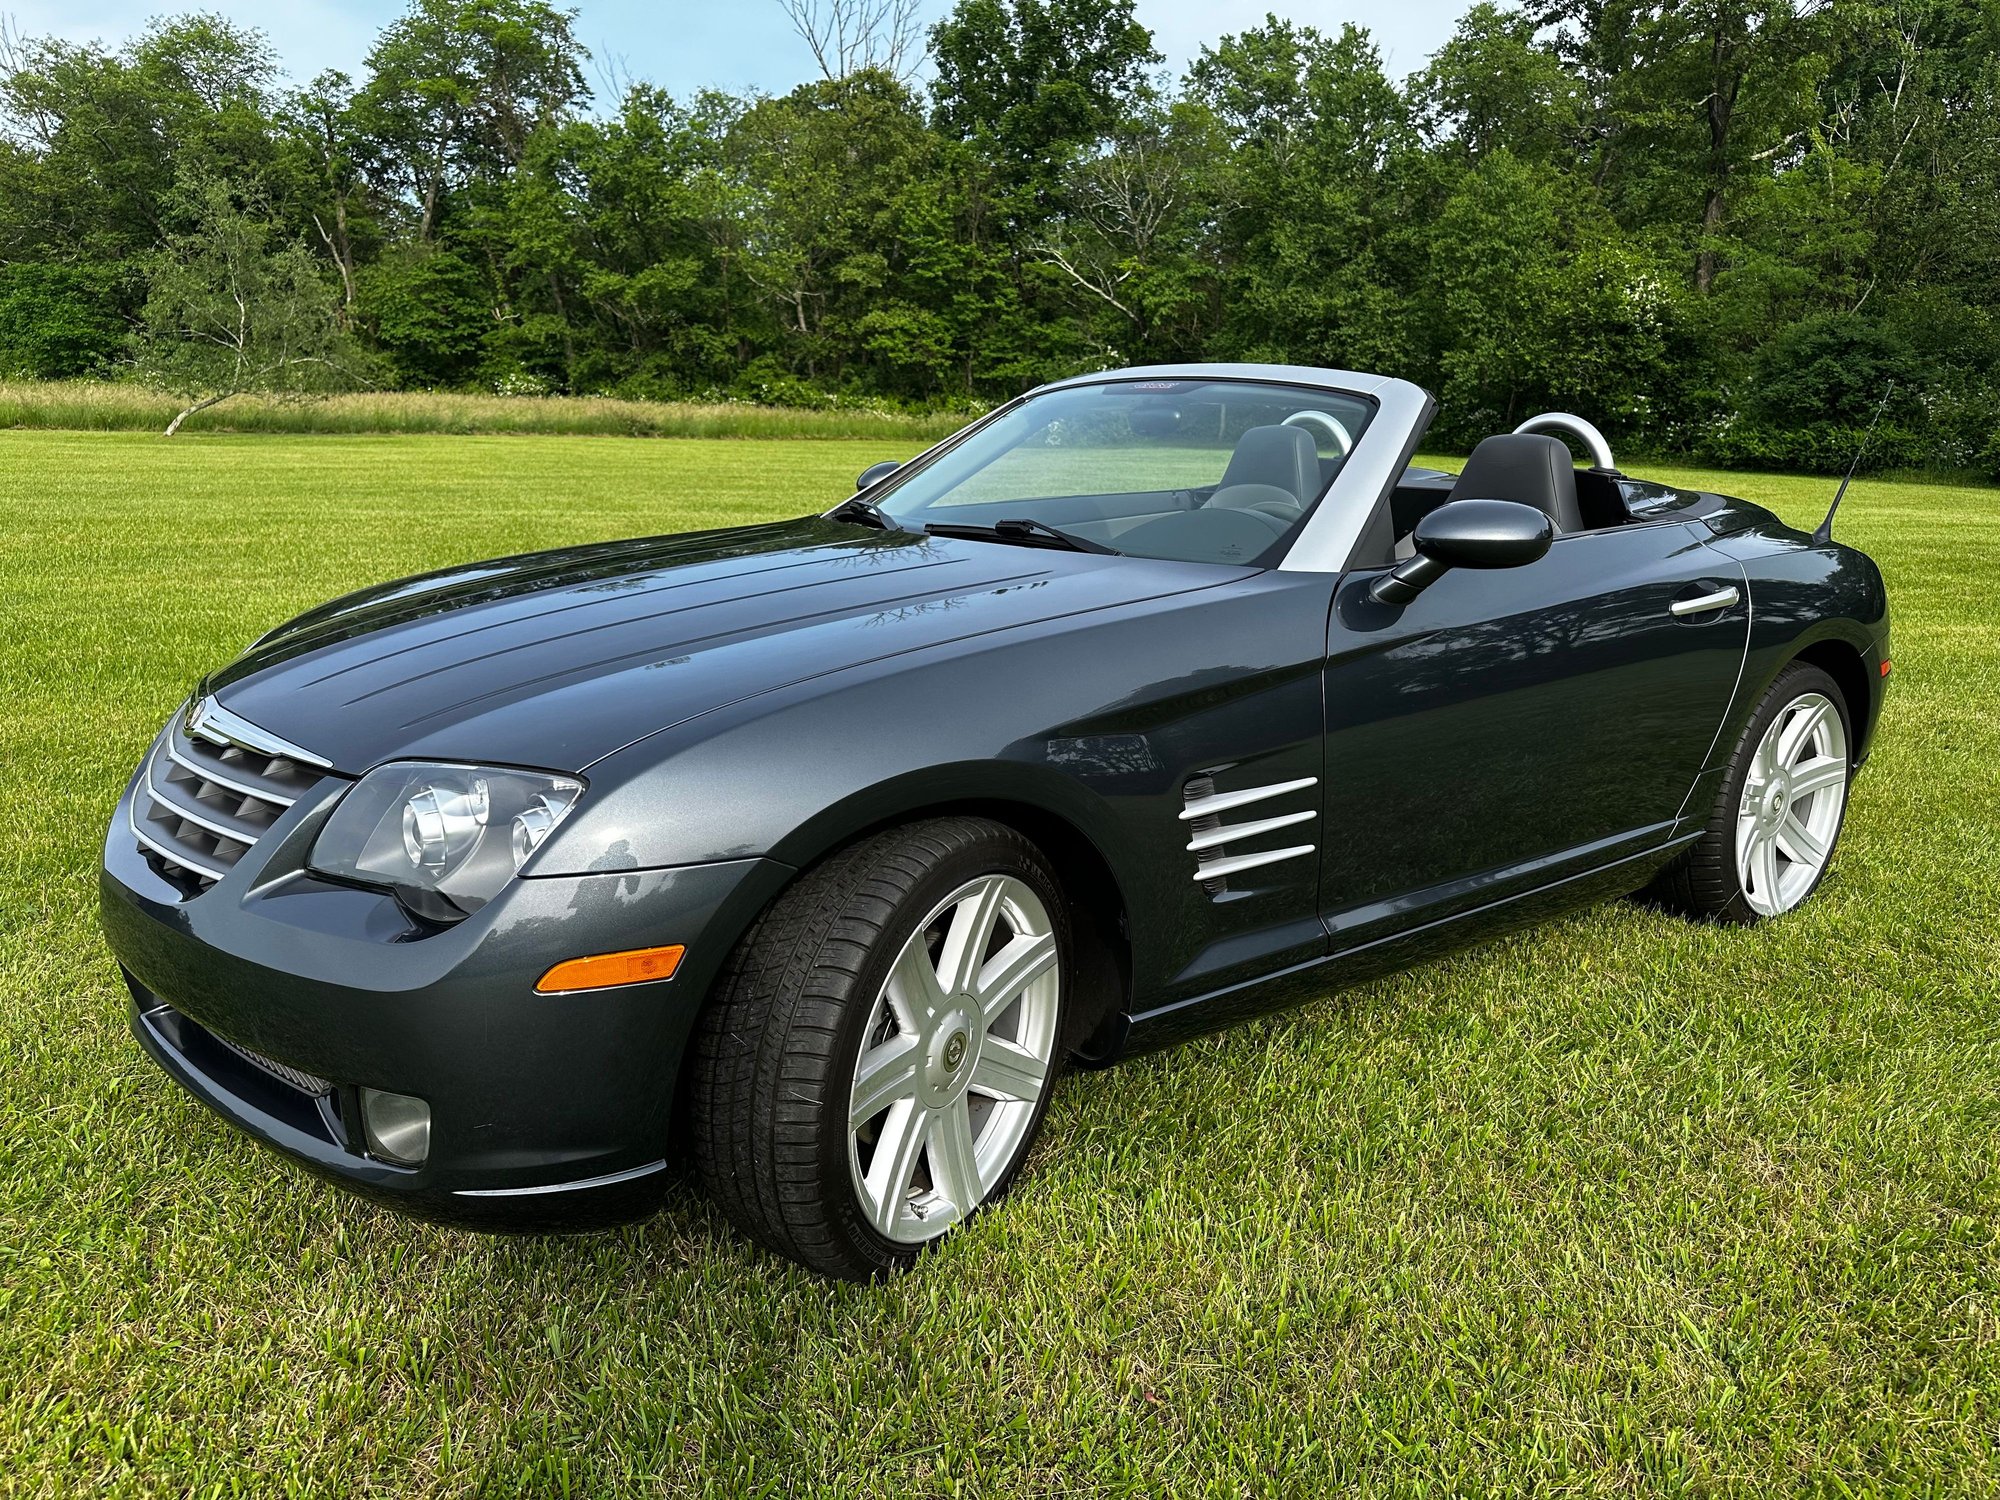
536, 945, 685, 994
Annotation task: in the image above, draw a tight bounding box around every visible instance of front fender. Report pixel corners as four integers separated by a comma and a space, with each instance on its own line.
529, 572, 1338, 1009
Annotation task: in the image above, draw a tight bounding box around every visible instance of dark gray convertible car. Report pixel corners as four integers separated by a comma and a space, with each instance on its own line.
101, 364, 1890, 1278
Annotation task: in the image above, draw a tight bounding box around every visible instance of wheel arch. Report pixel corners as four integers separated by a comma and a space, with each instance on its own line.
911, 796, 1132, 1060
828, 796, 1131, 1062
742, 771, 1137, 1065
1790, 636, 1876, 764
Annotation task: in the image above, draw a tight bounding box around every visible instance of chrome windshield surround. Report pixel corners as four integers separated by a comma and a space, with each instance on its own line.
1275, 372, 1433, 573
1034, 362, 1436, 576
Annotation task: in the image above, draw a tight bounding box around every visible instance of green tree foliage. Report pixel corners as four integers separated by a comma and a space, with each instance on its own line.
1, 0, 1997, 470
133, 178, 367, 433
929, 0, 1158, 196
1191, 21, 1418, 373
0, 263, 127, 376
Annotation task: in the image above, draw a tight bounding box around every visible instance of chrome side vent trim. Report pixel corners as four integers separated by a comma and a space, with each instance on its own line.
1185, 809, 1315, 854
1177, 776, 1320, 823
1181, 774, 1319, 891
1194, 844, 1319, 882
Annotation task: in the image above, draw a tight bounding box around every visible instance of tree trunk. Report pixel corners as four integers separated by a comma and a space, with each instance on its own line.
163, 390, 239, 437
1695, 39, 1743, 295
333, 199, 356, 306
315, 209, 357, 315
1695, 182, 1727, 293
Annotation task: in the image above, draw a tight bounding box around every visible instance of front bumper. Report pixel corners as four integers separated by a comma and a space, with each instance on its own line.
102, 765, 792, 1230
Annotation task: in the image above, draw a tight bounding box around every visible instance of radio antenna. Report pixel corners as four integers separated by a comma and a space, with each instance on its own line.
1813, 383, 1895, 544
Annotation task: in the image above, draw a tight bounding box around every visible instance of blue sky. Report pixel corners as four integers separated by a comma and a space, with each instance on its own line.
3, 1, 1474, 97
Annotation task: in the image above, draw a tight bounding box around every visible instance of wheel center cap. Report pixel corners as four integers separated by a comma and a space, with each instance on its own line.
920, 1002, 982, 1105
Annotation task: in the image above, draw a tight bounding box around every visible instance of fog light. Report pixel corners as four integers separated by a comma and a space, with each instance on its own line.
359, 1088, 431, 1166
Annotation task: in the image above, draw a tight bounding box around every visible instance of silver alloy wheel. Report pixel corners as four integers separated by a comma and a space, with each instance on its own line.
1736, 691, 1849, 917
847, 874, 1061, 1244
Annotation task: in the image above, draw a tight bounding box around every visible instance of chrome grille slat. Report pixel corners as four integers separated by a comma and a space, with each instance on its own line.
133, 697, 329, 897
129, 805, 234, 881
172, 721, 314, 806
182, 696, 334, 769
145, 754, 282, 845
163, 742, 297, 807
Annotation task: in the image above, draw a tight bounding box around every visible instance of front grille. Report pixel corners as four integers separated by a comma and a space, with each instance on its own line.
131, 697, 330, 896
214, 1031, 334, 1097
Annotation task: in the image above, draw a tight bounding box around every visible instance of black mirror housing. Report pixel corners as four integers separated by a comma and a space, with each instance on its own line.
1371, 498, 1555, 605
856, 460, 902, 492
1415, 498, 1556, 568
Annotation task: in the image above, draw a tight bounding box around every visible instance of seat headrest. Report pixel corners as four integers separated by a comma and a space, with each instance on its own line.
1220, 425, 1321, 504
1446, 434, 1583, 533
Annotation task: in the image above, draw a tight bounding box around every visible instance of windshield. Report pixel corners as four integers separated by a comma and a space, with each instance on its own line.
870, 378, 1378, 566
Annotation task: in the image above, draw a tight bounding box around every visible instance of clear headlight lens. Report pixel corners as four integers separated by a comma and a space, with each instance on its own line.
309, 762, 584, 921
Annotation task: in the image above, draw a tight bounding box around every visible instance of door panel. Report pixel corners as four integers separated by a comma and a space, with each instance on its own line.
1319, 520, 1747, 945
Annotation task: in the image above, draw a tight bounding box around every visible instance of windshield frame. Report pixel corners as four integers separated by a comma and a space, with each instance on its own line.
833, 365, 1435, 574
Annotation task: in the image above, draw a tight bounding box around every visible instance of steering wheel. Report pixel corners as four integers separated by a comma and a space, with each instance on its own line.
1282, 410, 1354, 456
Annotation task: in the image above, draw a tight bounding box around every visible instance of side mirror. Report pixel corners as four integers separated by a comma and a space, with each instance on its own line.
856, 460, 903, 492
1369, 498, 1555, 605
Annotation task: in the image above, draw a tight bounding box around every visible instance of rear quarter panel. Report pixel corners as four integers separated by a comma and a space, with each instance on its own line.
1700, 511, 1890, 762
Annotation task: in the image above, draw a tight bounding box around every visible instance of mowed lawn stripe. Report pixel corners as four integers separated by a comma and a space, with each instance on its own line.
1, 430, 1995, 1496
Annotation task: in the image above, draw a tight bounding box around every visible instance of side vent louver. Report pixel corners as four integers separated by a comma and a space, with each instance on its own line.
1180, 774, 1318, 895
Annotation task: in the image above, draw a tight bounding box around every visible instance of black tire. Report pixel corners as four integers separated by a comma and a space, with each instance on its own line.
684, 817, 1070, 1280
1647, 661, 1854, 923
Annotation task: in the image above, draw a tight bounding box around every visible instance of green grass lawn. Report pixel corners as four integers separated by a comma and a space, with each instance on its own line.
2, 431, 1996, 1497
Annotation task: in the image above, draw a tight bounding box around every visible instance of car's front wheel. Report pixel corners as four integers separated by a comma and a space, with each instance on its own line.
686, 817, 1068, 1279
1649, 661, 1854, 922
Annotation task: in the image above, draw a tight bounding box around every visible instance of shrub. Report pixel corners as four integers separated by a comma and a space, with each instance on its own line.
1694, 418, 1930, 475
1748, 314, 1925, 428
0, 264, 127, 378
357, 250, 491, 387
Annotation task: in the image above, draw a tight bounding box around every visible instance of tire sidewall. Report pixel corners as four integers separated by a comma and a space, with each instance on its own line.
821, 830, 1072, 1274
1719, 663, 1854, 922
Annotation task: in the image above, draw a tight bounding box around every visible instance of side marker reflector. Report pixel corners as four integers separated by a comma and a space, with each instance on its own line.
1880, 659, 1893, 678
537, 945, 685, 994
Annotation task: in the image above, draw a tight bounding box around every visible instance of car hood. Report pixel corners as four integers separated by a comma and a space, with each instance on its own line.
206, 517, 1235, 774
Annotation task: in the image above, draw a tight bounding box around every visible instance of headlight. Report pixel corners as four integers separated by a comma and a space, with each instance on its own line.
309, 763, 584, 921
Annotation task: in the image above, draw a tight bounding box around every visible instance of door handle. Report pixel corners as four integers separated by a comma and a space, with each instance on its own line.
1670, 586, 1740, 618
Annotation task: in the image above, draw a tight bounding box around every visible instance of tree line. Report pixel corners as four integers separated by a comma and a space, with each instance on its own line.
1, 0, 1996, 469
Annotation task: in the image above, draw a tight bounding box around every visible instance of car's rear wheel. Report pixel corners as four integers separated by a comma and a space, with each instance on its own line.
1649, 661, 1854, 922
685, 817, 1068, 1279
